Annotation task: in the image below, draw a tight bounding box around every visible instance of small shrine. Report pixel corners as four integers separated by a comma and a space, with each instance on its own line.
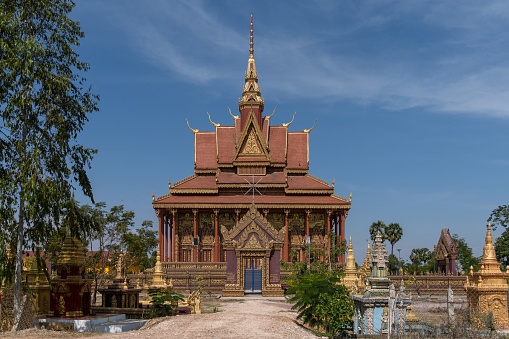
221, 204, 285, 297
25, 251, 51, 316
351, 231, 410, 335
434, 228, 458, 275
98, 253, 142, 309
342, 237, 358, 293
48, 229, 92, 317
465, 222, 509, 330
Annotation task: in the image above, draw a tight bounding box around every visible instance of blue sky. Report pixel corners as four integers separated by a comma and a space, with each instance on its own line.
72, 0, 509, 264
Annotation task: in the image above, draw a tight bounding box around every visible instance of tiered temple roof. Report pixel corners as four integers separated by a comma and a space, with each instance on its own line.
153, 15, 350, 211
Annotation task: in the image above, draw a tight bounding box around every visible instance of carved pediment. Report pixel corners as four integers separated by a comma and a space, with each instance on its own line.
244, 234, 262, 249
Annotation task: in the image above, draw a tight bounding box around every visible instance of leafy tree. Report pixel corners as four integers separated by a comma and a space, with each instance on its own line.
384, 223, 403, 256
387, 254, 402, 275
488, 205, 509, 231
409, 248, 431, 274
1, 0, 98, 327
452, 234, 480, 273
369, 221, 387, 242
287, 272, 354, 338
494, 229, 509, 270
122, 220, 158, 272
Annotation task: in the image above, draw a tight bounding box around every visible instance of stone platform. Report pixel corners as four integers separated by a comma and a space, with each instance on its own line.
38, 313, 147, 333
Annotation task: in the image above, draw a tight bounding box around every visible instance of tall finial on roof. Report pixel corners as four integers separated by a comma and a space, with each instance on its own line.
239, 13, 264, 130
250, 13, 254, 58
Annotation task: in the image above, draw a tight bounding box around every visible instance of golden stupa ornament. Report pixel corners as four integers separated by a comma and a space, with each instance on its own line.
465, 222, 509, 330
342, 236, 358, 293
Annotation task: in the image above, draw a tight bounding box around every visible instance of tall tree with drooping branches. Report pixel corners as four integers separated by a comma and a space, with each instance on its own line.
0, 0, 98, 329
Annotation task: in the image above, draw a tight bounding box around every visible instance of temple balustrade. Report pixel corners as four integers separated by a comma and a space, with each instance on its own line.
389, 274, 467, 295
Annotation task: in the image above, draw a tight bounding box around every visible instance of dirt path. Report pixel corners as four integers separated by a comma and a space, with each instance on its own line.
0, 296, 318, 339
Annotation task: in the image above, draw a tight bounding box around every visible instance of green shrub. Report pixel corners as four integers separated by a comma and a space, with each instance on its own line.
148, 288, 184, 318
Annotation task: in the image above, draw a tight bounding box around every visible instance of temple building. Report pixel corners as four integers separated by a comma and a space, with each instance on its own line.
152, 15, 351, 294
434, 228, 458, 275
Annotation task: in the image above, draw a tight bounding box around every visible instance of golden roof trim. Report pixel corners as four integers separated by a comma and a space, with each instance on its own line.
304, 119, 317, 133
285, 189, 333, 195
173, 174, 197, 187
186, 118, 198, 134
232, 161, 270, 167
331, 194, 349, 202
153, 203, 351, 210
194, 169, 218, 174
306, 174, 330, 187
155, 193, 171, 201
170, 189, 218, 194
217, 183, 287, 188
207, 112, 220, 127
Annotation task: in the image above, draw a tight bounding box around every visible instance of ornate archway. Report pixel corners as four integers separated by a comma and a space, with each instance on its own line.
222, 204, 285, 296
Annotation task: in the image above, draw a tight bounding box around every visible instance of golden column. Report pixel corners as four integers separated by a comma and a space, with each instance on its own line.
465, 222, 509, 330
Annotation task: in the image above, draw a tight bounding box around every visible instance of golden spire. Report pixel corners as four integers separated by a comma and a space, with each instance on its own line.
239, 14, 264, 128
481, 221, 499, 270
346, 236, 356, 271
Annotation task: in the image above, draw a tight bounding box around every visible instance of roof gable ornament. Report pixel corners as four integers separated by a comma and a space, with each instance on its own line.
233, 108, 270, 161
186, 118, 199, 134
207, 112, 220, 127
265, 107, 276, 120
228, 106, 239, 119
283, 112, 296, 127
304, 119, 317, 133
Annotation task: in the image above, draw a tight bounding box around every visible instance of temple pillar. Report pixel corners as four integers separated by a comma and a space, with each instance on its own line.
172, 210, 177, 262
235, 209, 240, 224
340, 211, 346, 263
284, 209, 289, 262
327, 210, 332, 263
193, 209, 198, 262
157, 210, 163, 262
164, 214, 169, 262
214, 209, 219, 262
305, 210, 310, 262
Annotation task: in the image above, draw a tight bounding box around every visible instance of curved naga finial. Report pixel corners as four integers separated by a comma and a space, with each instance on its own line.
228, 106, 239, 119
186, 118, 199, 134
304, 118, 317, 133
283, 112, 296, 127
207, 112, 220, 127
266, 107, 276, 120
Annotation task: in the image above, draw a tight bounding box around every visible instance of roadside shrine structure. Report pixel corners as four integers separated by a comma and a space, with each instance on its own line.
151, 15, 351, 295
465, 222, 509, 330
434, 227, 458, 275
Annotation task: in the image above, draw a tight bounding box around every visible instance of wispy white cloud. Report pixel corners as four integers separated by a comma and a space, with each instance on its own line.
93, 0, 509, 117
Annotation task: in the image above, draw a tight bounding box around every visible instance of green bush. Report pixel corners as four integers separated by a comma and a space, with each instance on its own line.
148, 288, 184, 318
286, 272, 354, 338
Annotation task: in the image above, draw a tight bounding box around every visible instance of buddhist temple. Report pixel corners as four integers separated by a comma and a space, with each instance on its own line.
152, 15, 351, 293
434, 227, 458, 275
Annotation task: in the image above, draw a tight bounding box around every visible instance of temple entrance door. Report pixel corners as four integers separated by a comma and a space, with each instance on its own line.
244, 258, 262, 294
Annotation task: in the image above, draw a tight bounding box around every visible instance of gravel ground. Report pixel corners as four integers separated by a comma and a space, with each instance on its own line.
0, 296, 318, 339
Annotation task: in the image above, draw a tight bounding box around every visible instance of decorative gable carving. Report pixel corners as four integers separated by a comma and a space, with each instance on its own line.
233, 110, 270, 161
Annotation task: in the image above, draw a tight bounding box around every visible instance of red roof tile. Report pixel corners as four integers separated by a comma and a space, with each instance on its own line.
195, 132, 217, 169
217, 126, 235, 164
154, 194, 350, 207
287, 175, 332, 190
172, 175, 217, 189
268, 126, 287, 163
287, 132, 308, 169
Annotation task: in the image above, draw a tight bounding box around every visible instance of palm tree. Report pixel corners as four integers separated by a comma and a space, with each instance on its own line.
369, 221, 387, 242
385, 223, 403, 256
